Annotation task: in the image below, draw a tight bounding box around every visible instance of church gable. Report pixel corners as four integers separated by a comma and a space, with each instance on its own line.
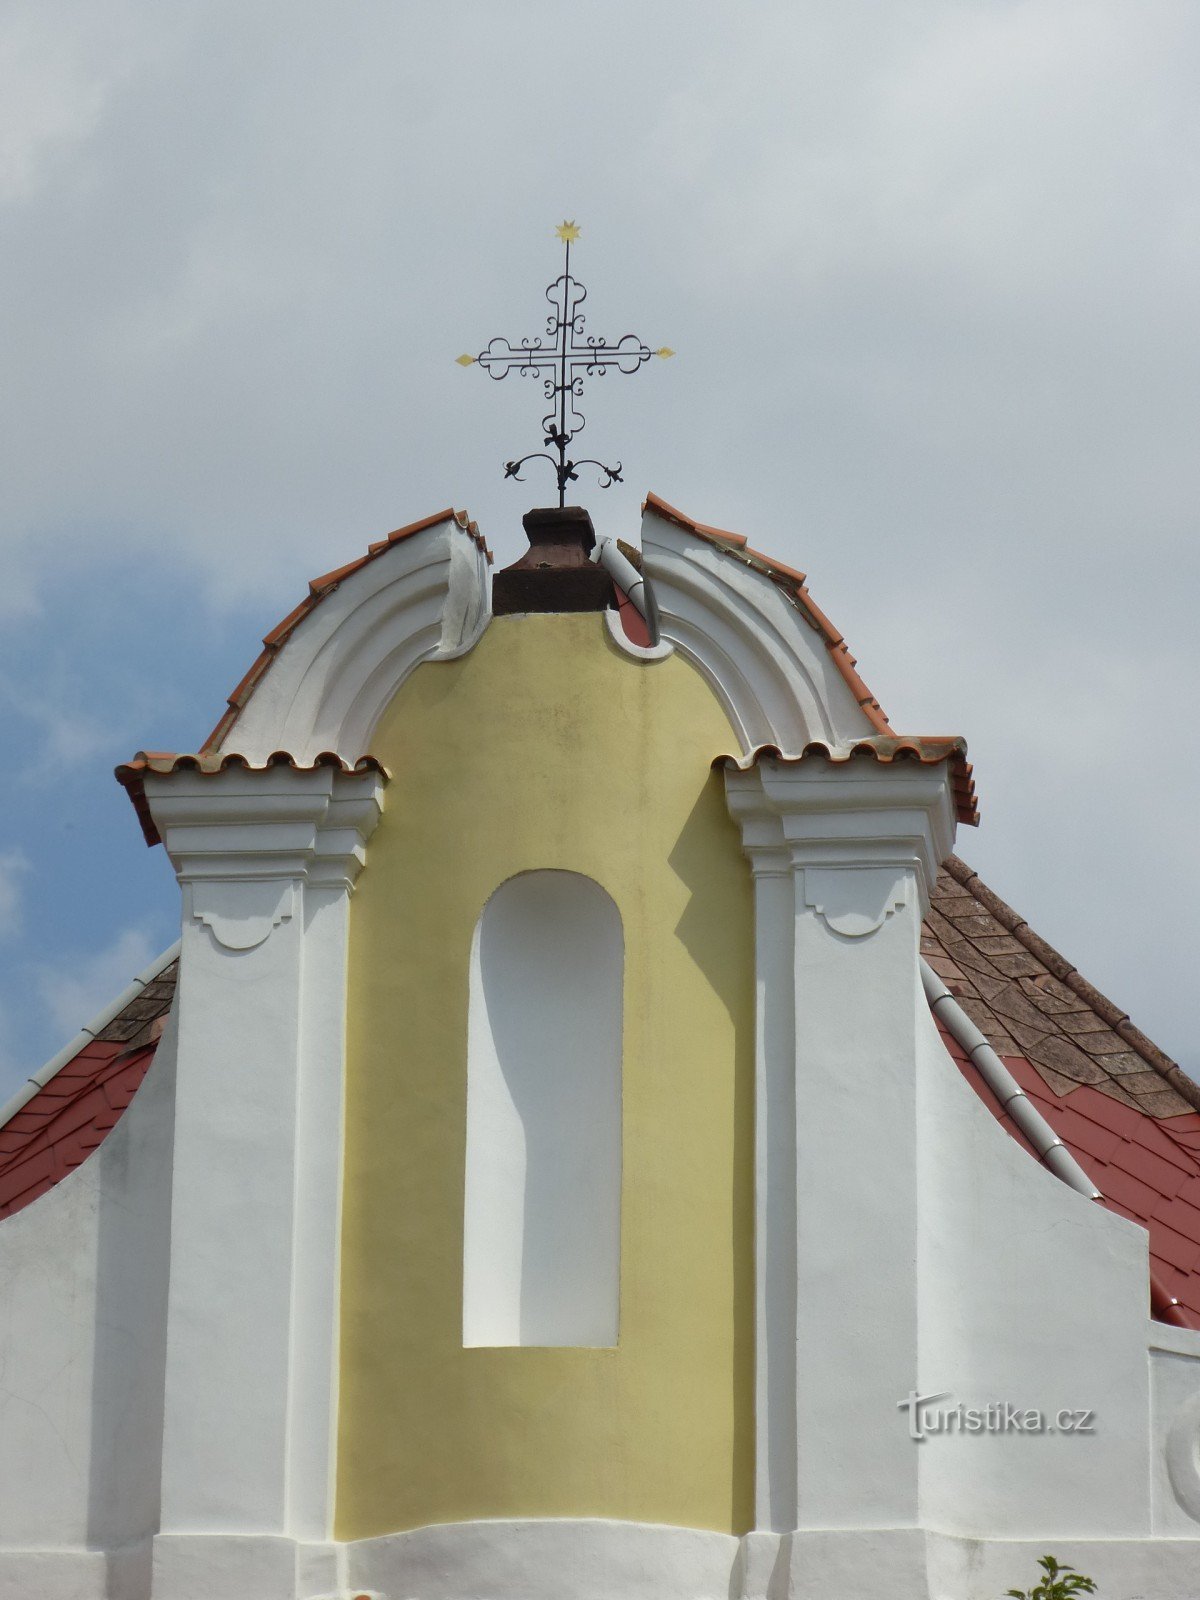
1, 493, 1199, 1599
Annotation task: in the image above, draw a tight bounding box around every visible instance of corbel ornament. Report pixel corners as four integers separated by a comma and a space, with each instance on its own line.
189, 880, 297, 952
802, 866, 908, 940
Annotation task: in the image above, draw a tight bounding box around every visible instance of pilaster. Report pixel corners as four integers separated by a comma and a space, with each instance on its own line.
725, 753, 956, 1535
140, 764, 384, 1555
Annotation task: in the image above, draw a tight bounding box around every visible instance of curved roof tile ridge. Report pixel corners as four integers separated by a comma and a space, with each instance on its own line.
643, 491, 894, 737
201, 507, 490, 754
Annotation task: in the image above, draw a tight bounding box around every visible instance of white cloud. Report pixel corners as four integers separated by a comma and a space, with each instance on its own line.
35, 925, 157, 1042
0, 3, 179, 206
0, 14, 110, 205
0, 849, 30, 938
0, 0, 1195, 1084
0, 994, 21, 1097
0, 674, 121, 775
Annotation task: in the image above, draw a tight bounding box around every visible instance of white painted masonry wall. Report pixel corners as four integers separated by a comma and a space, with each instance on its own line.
464, 871, 623, 1349
1149, 1322, 1200, 1534
914, 994, 1153, 1535
145, 761, 383, 1588
0, 1003, 177, 1586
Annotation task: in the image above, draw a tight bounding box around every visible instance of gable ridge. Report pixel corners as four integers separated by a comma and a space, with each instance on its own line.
201, 507, 489, 754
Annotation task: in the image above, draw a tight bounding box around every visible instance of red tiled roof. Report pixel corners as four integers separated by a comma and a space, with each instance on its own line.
927, 858, 1200, 1328
644, 491, 895, 739
115, 751, 389, 848
926, 857, 1198, 1119
201, 508, 490, 755
0, 961, 177, 1221
939, 1023, 1200, 1327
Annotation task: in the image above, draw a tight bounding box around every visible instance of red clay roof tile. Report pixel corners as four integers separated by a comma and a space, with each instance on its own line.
929, 859, 1200, 1326
950, 1050, 1200, 1326
0, 1037, 165, 1221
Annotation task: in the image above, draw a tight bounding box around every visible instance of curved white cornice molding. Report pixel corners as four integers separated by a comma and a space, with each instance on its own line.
639, 502, 880, 754
215, 497, 881, 765
217, 516, 490, 763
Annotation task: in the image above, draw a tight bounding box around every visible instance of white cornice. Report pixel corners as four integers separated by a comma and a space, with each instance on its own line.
639, 507, 879, 752
220, 517, 490, 763
143, 764, 385, 892
724, 755, 957, 911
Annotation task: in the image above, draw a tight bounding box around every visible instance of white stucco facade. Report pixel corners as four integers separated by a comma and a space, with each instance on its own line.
1, 503, 1199, 1599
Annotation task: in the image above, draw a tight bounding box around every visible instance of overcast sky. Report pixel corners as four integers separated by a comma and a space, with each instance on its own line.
1, 0, 1197, 1099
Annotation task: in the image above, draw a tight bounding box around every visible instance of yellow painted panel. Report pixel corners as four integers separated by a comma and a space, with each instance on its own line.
337, 613, 754, 1538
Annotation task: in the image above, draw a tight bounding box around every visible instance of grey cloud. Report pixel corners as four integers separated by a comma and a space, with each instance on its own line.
1, 0, 1196, 1069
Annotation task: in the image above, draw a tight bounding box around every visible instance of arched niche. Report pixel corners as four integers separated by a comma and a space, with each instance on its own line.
463, 870, 623, 1348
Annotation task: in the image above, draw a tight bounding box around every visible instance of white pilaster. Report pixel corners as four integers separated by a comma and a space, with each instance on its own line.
745, 845, 798, 1533
725, 754, 956, 1535
140, 765, 384, 1556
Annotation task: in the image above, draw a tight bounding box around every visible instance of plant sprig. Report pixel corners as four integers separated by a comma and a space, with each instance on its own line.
1006, 1554, 1097, 1599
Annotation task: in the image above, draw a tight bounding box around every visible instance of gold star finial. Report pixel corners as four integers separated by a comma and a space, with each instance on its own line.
455, 353, 476, 366
555, 220, 582, 243
656, 347, 675, 359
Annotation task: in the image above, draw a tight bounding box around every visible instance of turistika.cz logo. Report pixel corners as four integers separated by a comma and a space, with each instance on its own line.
897, 1391, 1096, 1442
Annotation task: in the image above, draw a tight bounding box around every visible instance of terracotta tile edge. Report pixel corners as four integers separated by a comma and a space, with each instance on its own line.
717, 738, 977, 827
198, 507, 487, 754
642, 490, 900, 742
115, 753, 389, 848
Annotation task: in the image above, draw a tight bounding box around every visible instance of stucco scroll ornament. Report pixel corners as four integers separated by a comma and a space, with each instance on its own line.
803, 867, 907, 939
1166, 1388, 1200, 1523
189, 880, 296, 952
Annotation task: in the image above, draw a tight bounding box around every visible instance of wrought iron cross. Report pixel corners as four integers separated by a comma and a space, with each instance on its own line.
457, 221, 673, 507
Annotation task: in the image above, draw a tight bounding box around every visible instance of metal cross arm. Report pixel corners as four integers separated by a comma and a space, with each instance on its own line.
456, 221, 673, 508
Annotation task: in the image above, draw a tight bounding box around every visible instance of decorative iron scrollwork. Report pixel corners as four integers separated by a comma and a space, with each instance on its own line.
458, 222, 672, 507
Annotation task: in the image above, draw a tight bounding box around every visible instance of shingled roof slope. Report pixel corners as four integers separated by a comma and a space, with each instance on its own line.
927, 858, 1200, 1328
925, 857, 1197, 1119
0, 960, 176, 1220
